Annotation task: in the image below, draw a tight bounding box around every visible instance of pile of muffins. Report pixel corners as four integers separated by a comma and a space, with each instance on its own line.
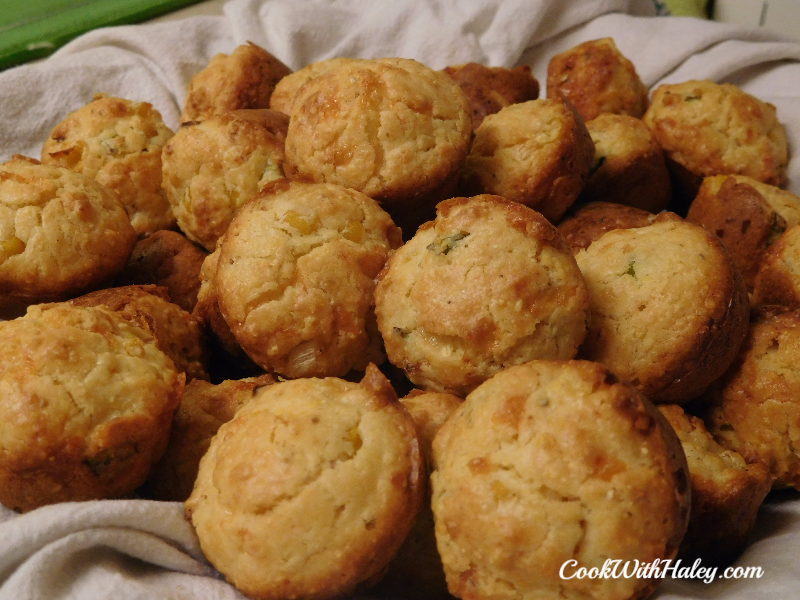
1, 35, 799, 600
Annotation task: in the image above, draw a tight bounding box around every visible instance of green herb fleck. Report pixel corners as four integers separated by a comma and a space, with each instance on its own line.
427, 231, 469, 255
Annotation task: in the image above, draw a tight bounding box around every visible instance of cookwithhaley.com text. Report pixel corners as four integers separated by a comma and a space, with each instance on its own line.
560, 558, 764, 585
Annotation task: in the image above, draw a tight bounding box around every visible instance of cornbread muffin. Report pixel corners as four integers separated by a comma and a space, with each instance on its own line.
704, 306, 800, 489
269, 57, 356, 115
658, 404, 773, 566
753, 224, 800, 308
557, 202, 678, 254
375, 195, 590, 397
116, 230, 207, 312
581, 114, 671, 212
161, 109, 289, 251
284, 57, 472, 227
0, 303, 184, 512
41, 93, 175, 236
71, 284, 209, 382
181, 42, 292, 123
185, 365, 424, 600
431, 360, 690, 600
687, 175, 800, 290
0, 155, 136, 318
149, 373, 277, 501
216, 180, 402, 378
546, 38, 649, 122
576, 219, 749, 403
443, 62, 540, 129
379, 389, 463, 600
643, 80, 788, 197
459, 98, 594, 223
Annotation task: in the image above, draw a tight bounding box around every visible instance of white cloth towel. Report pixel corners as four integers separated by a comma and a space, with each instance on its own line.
1, 0, 800, 598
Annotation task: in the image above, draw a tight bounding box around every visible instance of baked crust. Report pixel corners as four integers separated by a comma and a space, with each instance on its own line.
643, 80, 788, 196
658, 404, 773, 566
581, 113, 671, 212
576, 219, 749, 403
148, 373, 277, 501
216, 179, 401, 378
116, 230, 207, 313
161, 109, 289, 251
185, 365, 424, 600
70, 284, 209, 382
269, 57, 356, 116
0, 303, 184, 512
181, 42, 292, 123
0, 155, 136, 317
41, 93, 175, 236
703, 306, 800, 489
375, 195, 590, 396
443, 62, 539, 129
546, 38, 649, 122
459, 98, 595, 223
431, 360, 690, 600
753, 224, 800, 308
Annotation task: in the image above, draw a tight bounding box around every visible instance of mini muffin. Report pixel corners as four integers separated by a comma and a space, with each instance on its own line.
149, 373, 277, 501
580, 113, 671, 212
576, 219, 749, 404
703, 306, 800, 489
116, 230, 207, 312
459, 98, 594, 223
643, 80, 788, 197
753, 224, 800, 308
378, 389, 463, 600
284, 57, 472, 231
0, 303, 184, 512
375, 195, 590, 397
658, 404, 773, 566
443, 62, 540, 129
70, 284, 209, 382
185, 365, 424, 600
546, 38, 649, 122
269, 58, 356, 115
181, 42, 292, 123
41, 93, 175, 236
215, 180, 402, 379
161, 109, 289, 251
431, 360, 690, 600
0, 156, 137, 318
557, 202, 680, 254
687, 175, 800, 290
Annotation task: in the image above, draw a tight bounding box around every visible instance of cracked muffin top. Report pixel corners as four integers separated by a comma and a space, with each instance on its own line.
185, 365, 424, 600
576, 219, 749, 403
181, 42, 292, 123
284, 57, 472, 208
0, 155, 136, 317
0, 302, 183, 512
269, 57, 356, 116
375, 194, 590, 397
431, 360, 689, 600
41, 93, 175, 236
215, 179, 401, 378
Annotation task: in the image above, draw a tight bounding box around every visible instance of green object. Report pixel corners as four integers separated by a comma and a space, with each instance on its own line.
0, 0, 204, 71
662, 0, 711, 18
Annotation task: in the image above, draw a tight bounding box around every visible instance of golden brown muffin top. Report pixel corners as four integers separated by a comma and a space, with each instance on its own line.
185, 365, 424, 600
431, 360, 689, 600
443, 62, 540, 129
181, 42, 292, 123
0, 155, 136, 311
376, 194, 590, 396
284, 57, 472, 206
753, 223, 800, 308
269, 57, 356, 115
644, 80, 788, 186
547, 37, 649, 121
41, 93, 175, 236
557, 201, 666, 253
576, 219, 749, 403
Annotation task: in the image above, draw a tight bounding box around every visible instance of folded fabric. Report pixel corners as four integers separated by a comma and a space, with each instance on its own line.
1, 1, 800, 599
